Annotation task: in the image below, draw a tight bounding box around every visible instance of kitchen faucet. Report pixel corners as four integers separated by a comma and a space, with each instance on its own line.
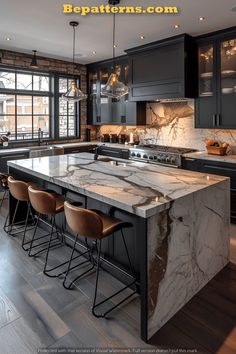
38, 128, 43, 146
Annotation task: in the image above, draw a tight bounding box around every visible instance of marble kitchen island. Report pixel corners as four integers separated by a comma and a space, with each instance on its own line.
8, 153, 230, 342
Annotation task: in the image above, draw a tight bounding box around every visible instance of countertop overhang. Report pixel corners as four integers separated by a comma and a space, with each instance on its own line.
8, 153, 229, 218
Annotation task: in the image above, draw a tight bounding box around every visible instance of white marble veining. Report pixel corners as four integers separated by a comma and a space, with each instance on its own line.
147, 179, 230, 339
8, 153, 229, 218
98, 101, 236, 152
184, 151, 236, 164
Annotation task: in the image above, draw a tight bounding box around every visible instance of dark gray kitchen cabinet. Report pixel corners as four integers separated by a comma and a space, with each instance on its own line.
63, 144, 97, 155
87, 57, 146, 126
182, 156, 236, 223
125, 34, 196, 101
195, 27, 236, 129
0, 151, 29, 174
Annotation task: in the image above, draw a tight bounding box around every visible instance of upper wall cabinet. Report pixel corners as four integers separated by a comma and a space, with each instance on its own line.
87, 57, 146, 126
125, 34, 197, 101
195, 27, 236, 129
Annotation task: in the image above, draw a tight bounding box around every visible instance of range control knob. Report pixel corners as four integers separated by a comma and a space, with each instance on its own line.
170, 156, 176, 164
131, 152, 136, 157
166, 156, 171, 163
149, 155, 154, 160
137, 153, 141, 158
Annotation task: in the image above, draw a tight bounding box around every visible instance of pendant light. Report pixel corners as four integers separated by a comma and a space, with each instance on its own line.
30, 50, 39, 69
62, 21, 87, 102
101, 0, 128, 98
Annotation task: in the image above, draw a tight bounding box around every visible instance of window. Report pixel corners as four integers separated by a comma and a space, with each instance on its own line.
0, 70, 51, 140
58, 77, 79, 138
0, 69, 80, 141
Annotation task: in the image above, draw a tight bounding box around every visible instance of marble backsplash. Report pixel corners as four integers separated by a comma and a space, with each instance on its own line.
96, 101, 236, 153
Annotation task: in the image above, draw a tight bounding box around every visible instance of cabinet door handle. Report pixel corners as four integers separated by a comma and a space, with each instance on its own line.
212, 114, 217, 126
217, 114, 221, 126
184, 157, 196, 161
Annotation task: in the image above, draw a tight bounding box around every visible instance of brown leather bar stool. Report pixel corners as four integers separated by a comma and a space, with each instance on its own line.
5, 176, 36, 249
27, 186, 67, 266
63, 201, 137, 318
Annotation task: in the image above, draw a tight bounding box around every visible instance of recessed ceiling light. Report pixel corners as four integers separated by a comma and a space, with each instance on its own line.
139, 35, 145, 40
92, 51, 96, 55
231, 5, 236, 12
5, 37, 11, 41
174, 24, 180, 29
199, 16, 205, 21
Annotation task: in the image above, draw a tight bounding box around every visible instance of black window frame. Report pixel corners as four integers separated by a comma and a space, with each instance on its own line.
55, 74, 80, 140
0, 66, 81, 142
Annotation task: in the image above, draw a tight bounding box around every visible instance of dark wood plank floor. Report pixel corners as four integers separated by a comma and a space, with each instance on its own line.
0, 202, 236, 354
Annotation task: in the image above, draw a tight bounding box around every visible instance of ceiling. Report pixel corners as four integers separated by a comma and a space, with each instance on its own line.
0, 0, 236, 65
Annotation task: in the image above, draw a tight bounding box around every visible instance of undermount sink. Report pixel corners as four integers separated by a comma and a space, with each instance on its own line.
29, 145, 64, 158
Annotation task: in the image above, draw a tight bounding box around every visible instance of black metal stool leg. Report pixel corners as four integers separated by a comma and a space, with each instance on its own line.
92, 229, 137, 318
92, 239, 102, 316
8, 200, 20, 235
28, 212, 40, 257
3, 211, 10, 233
43, 216, 56, 273
21, 201, 32, 250
62, 236, 78, 287
0, 190, 7, 209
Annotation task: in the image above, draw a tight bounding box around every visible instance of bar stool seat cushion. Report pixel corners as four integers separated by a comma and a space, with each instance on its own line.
91, 209, 132, 238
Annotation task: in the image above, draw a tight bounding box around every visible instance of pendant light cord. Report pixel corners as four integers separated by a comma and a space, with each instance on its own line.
72, 24, 75, 77
112, 11, 116, 70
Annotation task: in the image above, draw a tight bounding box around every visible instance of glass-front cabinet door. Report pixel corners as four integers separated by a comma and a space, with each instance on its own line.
199, 44, 214, 97
219, 37, 236, 127
99, 67, 111, 124
195, 43, 217, 128
88, 70, 98, 124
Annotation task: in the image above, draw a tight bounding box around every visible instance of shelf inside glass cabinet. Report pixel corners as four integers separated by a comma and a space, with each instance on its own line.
221, 38, 236, 95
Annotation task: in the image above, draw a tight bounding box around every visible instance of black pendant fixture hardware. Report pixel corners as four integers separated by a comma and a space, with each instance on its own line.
102, 0, 128, 98
63, 21, 87, 102
30, 50, 39, 69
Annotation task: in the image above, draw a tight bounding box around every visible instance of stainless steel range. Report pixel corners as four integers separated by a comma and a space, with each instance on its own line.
129, 144, 196, 168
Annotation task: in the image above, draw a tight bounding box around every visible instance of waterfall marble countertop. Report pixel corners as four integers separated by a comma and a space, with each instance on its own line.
8, 153, 229, 218
184, 151, 236, 164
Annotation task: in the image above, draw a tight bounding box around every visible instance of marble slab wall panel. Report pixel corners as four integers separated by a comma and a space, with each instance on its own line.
147, 179, 230, 340
97, 101, 236, 153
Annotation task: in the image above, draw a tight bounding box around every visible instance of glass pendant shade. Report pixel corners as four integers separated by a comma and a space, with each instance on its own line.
62, 21, 87, 102
62, 82, 87, 102
30, 50, 38, 69
102, 1, 128, 98
101, 73, 128, 98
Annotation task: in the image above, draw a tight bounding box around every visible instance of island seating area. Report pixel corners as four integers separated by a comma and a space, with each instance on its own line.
5, 152, 230, 342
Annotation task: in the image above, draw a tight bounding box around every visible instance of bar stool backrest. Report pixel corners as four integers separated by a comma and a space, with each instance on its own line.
64, 201, 103, 239
28, 186, 56, 215
8, 176, 30, 202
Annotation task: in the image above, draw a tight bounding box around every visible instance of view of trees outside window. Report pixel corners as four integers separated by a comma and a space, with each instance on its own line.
0, 71, 50, 140
59, 77, 77, 137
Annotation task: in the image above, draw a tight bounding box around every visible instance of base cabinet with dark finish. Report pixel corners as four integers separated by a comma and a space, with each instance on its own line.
183, 156, 236, 223
63, 144, 97, 155
0, 151, 29, 174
